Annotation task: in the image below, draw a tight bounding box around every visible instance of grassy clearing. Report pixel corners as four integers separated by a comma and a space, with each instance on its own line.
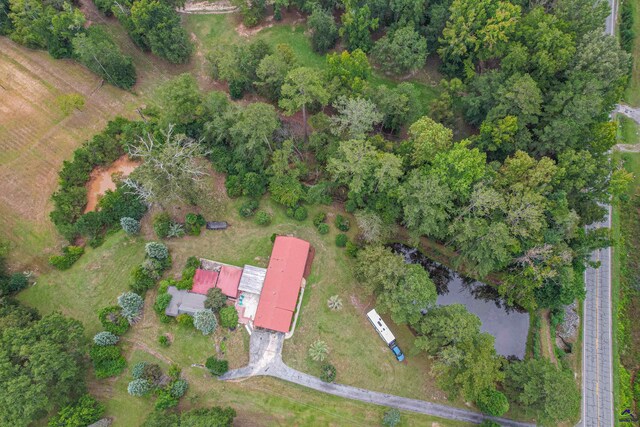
623, 0, 640, 107
620, 116, 640, 145
611, 139, 640, 421
19, 179, 471, 425
184, 13, 439, 115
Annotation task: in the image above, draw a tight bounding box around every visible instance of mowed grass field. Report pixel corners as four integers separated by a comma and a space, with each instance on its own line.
0, 24, 186, 271
623, 0, 640, 107
19, 174, 471, 425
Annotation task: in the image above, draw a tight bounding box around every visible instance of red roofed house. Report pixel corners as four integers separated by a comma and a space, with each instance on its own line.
254, 236, 314, 333
191, 269, 219, 295
216, 265, 243, 299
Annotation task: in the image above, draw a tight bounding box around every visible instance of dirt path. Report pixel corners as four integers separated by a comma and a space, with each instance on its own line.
540, 310, 558, 367
179, 0, 237, 14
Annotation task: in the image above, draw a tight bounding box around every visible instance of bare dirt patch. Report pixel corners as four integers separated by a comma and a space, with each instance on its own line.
85, 156, 140, 212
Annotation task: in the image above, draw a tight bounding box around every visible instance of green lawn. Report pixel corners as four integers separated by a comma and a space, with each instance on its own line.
623, 0, 640, 107
18, 180, 471, 425
619, 116, 640, 145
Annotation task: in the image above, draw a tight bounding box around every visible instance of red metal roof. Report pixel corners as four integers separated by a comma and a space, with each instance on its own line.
191, 269, 219, 295
216, 265, 243, 298
254, 236, 312, 333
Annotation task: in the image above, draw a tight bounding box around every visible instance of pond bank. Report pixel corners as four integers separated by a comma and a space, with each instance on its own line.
84, 156, 140, 212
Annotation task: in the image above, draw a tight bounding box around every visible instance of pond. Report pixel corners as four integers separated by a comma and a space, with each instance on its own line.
84, 156, 140, 213
390, 243, 530, 359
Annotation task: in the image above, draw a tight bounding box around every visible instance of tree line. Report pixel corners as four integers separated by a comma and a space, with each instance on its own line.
1, 0, 192, 88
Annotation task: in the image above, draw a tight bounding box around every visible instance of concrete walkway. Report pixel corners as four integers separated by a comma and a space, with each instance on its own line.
221, 330, 534, 426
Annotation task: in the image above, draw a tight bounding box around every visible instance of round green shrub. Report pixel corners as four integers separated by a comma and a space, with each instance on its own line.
286, 207, 295, 218
225, 175, 243, 198
120, 217, 140, 235
312, 212, 326, 227
153, 212, 172, 238
476, 388, 509, 417
205, 356, 229, 376
219, 306, 239, 329
93, 331, 119, 346
320, 363, 336, 383
176, 313, 193, 327
154, 293, 172, 315
145, 242, 169, 260
3, 272, 28, 295
345, 199, 357, 213
335, 233, 348, 247
382, 408, 401, 427
317, 223, 329, 234
294, 206, 308, 221
334, 215, 350, 231
185, 213, 206, 235
255, 211, 272, 226
158, 334, 170, 347
239, 199, 259, 218
154, 389, 179, 410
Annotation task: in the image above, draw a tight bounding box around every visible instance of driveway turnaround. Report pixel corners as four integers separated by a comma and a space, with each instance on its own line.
221, 330, 534, 427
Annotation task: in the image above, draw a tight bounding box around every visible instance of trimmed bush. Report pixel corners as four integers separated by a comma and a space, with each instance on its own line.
476, 388, 509, 417
219, 306, 239, 329
145, 242, 169, 260
120, 217, 140, 235
90, 344, 126, 379
312, 212, 326, 227
239, 199, 259, 218
118, 292, 144, 322
185, 213, 206, 235
93, 331, 119, 346
335, 233, 348, 247
382, 408, 401, 427
154, 293, 172, 315
317, 223, 329, 234
127, 378, 152, 397
205, 356, 229, 376
193, 309, 217, 335
153, 213, 172, 238
293, 206, 308, 221
1, 273, 28, 296
334, 215, 350, 231
320, 363, 336, 383
49, 246, 84, 270
131, 361, 148, 379
158, 334, 170, 347
98, 306, 130, 335
255, 211, 272, 226
130, 265, 156, 294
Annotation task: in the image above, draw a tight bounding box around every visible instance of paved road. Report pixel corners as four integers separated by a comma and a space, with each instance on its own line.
221, 330, 534, 426
582, 208, 614, 427
580, 1, 617, 425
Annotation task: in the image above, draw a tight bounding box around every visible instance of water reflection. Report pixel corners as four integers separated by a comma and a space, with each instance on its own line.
389, 243, 530, 359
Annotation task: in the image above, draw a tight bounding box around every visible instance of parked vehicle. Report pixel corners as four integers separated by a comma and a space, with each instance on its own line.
366, 309, 405, 361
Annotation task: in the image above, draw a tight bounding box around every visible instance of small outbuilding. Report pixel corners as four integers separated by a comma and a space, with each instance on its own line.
206, 221, 228, 230
165, 286, 206, 317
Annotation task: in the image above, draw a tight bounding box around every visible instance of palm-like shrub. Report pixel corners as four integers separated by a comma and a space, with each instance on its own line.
320, 363, 337, 382
193, 309, 217, 335
145, 242, 169, 260
167, 222, 185, 238
382, 408, 401, 427
120, 217, 140, 235
327, 295, 343, 311
308, 340, 329, 362
93, 331, 119, 346
118, 292, 144, 323
127, 378, 152, 396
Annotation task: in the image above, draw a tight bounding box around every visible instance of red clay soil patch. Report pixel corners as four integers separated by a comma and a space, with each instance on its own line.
84, 155, 140, 213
